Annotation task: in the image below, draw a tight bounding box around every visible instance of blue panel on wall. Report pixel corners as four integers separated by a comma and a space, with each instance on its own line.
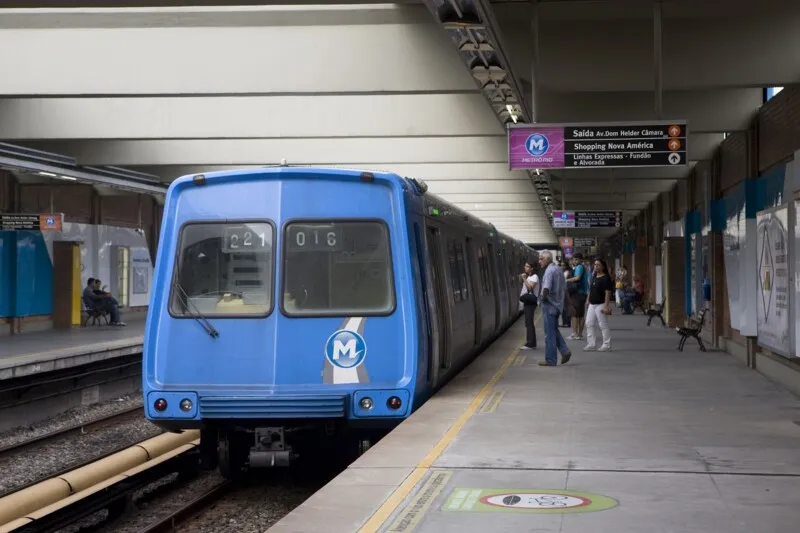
0, 231, 13, 317
744, 179, 760, 218
724, 181, 746, 220
683, 214, 696, 317
14, 231, 53, 317
709, 199, 726, 232
757, 164, 786, 211
684, 211, 702, 235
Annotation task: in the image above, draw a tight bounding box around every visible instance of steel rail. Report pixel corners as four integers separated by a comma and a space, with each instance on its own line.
135, 481, 234, 533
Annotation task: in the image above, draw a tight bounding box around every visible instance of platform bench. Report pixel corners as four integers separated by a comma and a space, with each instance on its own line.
676, 307, 708, 352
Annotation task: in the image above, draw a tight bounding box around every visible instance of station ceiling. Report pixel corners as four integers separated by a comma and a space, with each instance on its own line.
0, 0, 798, 242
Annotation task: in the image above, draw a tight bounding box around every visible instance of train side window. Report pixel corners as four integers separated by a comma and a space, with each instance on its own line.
447, 239, 462, 302
281, 221, 394, 316
478, 247, 491, 294
454, 241, 469, 300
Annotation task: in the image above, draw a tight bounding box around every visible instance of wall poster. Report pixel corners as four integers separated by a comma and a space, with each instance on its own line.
756, 204, 793, 357
795, 200, 800, 358
701, 224, 710, 307
723, 199, 743, 331
689, 233, 697, 316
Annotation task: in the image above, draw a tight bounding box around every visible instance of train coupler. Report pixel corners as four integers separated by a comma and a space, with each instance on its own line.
250, 426, 296, 467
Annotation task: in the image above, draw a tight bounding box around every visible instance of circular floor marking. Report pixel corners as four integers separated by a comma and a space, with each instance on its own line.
444, 488, 618, 514
482, 493, 591, 509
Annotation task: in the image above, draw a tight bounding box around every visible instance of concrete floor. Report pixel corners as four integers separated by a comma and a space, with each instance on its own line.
270, 313, 800, 533
0, 315, 144, 379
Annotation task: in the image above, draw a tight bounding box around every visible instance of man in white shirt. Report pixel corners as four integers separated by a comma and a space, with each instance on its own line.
519, 262, 540, 350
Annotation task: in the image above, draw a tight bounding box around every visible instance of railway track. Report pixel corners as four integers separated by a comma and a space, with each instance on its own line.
135, 481, 234, 533
0, 406, 152, 500
0, 431, 201, 533
0, 405, 143, 459
0, 354, 143, 434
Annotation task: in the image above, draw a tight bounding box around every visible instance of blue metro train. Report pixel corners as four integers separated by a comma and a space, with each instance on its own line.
143, 166, 536, 478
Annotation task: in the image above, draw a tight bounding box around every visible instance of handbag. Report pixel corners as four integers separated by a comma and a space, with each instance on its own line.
520, 291, 538, 306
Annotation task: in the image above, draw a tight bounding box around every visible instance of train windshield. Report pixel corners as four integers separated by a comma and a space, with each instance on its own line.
281, 221, 394, 316
170, 221, 274, 317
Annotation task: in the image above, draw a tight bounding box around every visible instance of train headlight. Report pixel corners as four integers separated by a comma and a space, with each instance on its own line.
179, 398, 193, 412
154, 398, 168, 412
387, 396, 402, 410
359, 397, 374, 410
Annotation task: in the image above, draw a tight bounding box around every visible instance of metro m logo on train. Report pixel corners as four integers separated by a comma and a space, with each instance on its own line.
326, 330, 367, 369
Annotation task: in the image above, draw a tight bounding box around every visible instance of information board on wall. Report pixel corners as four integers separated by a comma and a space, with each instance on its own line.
0, 213, 63, 231
756, 205, 792, 357
551, 211, 622, 229
508, 121, 687, 170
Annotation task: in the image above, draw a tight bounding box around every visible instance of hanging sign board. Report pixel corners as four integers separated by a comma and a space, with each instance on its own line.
551, 211, 623, 229
573, 237, 597, 248
508, 120, 687, 170
0, 213, 63, 231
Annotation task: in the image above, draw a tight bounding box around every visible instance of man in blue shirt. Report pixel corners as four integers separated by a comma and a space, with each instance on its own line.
537, 251, 572, 366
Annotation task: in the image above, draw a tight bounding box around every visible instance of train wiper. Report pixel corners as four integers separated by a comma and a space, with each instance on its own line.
174, 284, 220, 339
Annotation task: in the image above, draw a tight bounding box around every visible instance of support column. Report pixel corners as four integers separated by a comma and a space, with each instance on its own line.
529, 0, 541, 122
653, 1, 663, 118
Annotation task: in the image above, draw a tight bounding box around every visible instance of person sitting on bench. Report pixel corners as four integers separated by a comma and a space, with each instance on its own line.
83, 278, 126, 326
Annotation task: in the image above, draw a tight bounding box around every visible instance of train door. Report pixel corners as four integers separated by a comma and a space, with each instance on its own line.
413, 224, 435, 387
487, 242, 500, 330
498, 249, 510, 323
465, 236, 481, 346
425, 226, 451, 373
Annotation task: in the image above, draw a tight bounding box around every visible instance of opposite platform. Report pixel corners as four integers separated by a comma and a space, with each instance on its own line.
0, 318, 144, 380
270, 314, 800, 533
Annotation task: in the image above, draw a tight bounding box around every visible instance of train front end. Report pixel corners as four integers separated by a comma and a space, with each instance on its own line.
143, 167, 419, 477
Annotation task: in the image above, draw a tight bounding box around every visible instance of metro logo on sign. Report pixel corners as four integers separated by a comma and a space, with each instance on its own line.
525, 133, 550, 156
551, 211, 576, 229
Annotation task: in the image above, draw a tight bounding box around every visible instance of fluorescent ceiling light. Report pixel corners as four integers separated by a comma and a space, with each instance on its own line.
505, 104, 518, 123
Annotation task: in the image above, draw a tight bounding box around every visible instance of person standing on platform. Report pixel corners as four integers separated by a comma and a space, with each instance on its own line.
537, 251, 572, 366
560, 260, 573, 328
519, 261, 540, 351
584, 258, 613, 352
566, 254, 590, 340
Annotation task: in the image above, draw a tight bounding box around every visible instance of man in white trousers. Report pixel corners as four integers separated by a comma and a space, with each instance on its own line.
584, 258, 614, 352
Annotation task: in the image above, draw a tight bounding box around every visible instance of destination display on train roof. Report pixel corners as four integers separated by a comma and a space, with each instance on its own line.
551, 211, 622, 229
507, 121, 687, 170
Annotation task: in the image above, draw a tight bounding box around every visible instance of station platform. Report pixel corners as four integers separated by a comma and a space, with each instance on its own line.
0, 317, 144, 381
271, 314, 800, 533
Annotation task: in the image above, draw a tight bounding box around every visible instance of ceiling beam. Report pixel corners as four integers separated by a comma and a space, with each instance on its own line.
532, 89, 761, 133
20, 137, 513, 166
551, 178, 677, 193
0, 94, 505, 140
496, 4, 800, 91
0, 5, 472, 95
551, 193, 658, 203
